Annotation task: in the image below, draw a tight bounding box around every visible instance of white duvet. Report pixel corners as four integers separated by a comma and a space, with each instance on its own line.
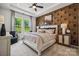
23, 32, 56, 55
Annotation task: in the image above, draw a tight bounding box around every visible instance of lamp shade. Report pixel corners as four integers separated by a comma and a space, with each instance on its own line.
37, 26, 39, 29
61, 23, 67, 34
61, 23, 67, 28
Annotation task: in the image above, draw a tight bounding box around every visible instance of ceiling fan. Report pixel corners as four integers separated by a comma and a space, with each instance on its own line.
29, 3, 43, 11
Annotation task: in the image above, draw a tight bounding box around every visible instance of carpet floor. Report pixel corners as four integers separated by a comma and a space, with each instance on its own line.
11, 40, 78, 56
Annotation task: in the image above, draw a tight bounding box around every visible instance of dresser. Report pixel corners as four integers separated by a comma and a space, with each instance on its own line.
0, 36, 11, 56
58, 34, 71, 46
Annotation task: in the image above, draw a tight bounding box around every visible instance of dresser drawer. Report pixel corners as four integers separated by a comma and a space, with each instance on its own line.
64, 36, 70, 45
59, 35, 63, 43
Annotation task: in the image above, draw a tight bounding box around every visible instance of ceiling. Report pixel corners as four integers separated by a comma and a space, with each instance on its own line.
0, 3, 72, 17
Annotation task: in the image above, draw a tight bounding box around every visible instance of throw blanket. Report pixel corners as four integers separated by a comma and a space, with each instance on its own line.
23, 32, 56, 44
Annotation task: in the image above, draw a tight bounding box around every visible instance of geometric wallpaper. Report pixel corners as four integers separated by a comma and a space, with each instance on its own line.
36, 3, 79, 46
53, 4, 78, 46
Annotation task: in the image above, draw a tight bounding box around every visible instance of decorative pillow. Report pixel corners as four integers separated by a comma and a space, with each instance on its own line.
37, 29, 45, 33
45, 29, 55, 34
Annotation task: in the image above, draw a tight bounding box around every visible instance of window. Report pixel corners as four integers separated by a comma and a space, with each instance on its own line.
15, 13, 32, 32
15, 17, 22, 32
24, 18, 31, 32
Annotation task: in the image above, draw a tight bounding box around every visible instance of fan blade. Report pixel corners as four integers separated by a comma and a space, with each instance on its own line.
33, 3, 37, 6
35, 8, 37, 11
36, 6, 43, 8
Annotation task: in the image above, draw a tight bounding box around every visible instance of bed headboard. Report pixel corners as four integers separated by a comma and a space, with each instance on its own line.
37, 25, 58, 34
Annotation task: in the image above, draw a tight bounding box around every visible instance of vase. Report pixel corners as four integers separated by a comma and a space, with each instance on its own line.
1, 24, 6, 36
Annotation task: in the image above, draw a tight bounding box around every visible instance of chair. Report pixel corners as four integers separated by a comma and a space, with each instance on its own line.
9, 31, 18, 44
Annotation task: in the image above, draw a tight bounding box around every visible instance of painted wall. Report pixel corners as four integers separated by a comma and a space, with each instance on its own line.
31, 17, 36, 32
0, 7, 11, 32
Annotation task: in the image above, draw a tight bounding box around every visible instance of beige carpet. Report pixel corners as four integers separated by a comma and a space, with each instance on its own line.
11, 40, 78, 56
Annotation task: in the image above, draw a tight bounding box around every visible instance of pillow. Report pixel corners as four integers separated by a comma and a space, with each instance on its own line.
45, 29, 55, 34
37, 29, 45, 33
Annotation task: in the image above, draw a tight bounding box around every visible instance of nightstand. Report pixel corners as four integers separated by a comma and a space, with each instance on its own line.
58, 34, 71, 46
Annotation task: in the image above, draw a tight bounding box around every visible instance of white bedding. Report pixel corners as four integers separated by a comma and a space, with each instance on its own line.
23, 32, 56, 55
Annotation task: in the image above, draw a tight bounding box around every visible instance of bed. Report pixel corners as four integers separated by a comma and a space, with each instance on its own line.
23, 25, 58, 55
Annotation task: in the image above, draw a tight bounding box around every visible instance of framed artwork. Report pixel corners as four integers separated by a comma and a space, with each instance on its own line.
45, 15, 52, 21
44, 15, 52, 25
